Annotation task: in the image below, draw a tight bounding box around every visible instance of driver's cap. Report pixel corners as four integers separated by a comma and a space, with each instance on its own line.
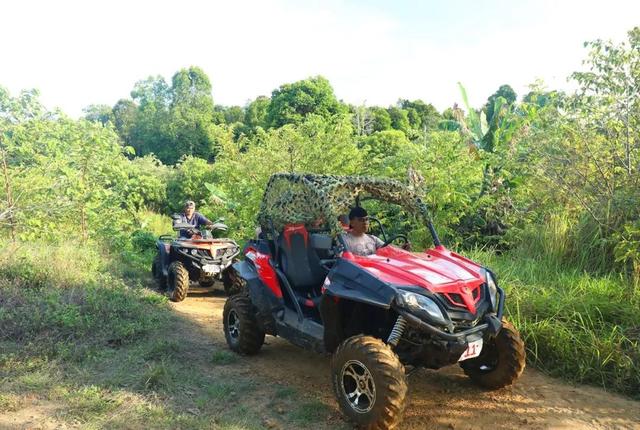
348, 206, 368, 220
184, 200, 195, 208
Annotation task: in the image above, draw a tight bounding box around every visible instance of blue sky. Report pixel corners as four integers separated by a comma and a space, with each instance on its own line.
1, 0, 638, 117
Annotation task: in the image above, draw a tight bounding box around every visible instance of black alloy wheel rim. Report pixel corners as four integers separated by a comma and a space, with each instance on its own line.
340, 360, 376, 413
227, 309, 240, 343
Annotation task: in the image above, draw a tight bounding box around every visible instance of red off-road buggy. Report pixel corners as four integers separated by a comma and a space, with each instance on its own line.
222, 174, 525, 429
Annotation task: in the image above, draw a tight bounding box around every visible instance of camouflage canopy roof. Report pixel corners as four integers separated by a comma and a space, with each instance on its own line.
257, 173, 431, 235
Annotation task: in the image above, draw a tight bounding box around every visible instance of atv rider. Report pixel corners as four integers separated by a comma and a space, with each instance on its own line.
175, 200, 214, 238
340, 207, 384, 256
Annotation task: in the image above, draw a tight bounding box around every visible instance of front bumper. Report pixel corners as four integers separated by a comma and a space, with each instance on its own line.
393, 286, 505, 342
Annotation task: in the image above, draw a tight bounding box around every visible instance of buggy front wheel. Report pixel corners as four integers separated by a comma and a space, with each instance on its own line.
460, 319, 526, 389
331, 335, 408, 430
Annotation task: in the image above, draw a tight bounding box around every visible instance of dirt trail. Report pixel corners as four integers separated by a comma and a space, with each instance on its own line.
176, 293, 640, 430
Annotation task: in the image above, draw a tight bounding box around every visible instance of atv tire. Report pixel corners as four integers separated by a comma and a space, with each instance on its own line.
460, 319, 526, 389
222, 267, 244, 296
167, 261, 190, 302
331, 335, 407, 430
151, 254, 167, 291
223, 294, 265, 355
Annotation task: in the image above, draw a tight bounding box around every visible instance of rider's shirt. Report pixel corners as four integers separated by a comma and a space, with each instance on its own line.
176, 212, 211, 238
340, 231, 384, 256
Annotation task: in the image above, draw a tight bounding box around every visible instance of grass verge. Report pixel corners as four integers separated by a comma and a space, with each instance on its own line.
0, 240, 341, 429
467, 248, 640, 398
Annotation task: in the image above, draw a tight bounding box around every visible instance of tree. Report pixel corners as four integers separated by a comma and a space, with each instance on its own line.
266, 76, 345, 128
244, 96, 270, 131
112, 99, 137, 146
351, 104, 375, 136
0, 87, 45, 241
128, 75, 172, 160
360, 130, 419, 178
212, 115, 361, 238
399, 99, 442, 133
387, 107, 410, 133
485, 85, 517, 123
369, 107, 392, 132
83, 104, 114, 126
168, 66, 218, 162
482, 85, 517, 152
534, 27, 640, 275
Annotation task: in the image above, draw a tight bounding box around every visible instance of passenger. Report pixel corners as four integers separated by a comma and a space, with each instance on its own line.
337, 214, 350, 231
340, 207, 384, 256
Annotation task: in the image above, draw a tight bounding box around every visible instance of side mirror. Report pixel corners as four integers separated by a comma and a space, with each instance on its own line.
310, 233, 332, 250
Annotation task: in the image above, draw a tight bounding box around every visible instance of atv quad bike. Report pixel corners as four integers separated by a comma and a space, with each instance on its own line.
152, 218, 241, 302
223, 174, 525, 429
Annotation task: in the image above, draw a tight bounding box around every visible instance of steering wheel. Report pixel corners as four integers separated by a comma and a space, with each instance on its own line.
381, 234, 409, 248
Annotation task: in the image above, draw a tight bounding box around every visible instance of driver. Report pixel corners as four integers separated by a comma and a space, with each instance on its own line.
175, 200, 214, 238
340, 207, 384, 256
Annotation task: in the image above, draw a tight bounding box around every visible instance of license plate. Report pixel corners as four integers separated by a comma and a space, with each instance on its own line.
458, 338, 483, 362
202, 264, 219, 274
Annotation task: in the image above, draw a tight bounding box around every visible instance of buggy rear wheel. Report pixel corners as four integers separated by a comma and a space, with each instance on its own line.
223, 294, 265, 355
331, 335, 407, 430
460, 319, 526, 389
151, 253, 167, 291
167, 261, 189, 302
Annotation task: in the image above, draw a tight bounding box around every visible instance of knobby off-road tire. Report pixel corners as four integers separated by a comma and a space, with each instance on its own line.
222, 267, 245, 296
331, 335, 408, 430
460, 319, 526, 389
223, 294, 265, 355
167, 261, 189, 302
151, 253, 167, 291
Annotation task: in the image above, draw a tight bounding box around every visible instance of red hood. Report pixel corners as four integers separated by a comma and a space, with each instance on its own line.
342, 245, 485, 314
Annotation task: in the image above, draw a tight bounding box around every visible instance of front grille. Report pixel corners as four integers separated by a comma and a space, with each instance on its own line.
438, 283, 485, 309
447, 293, 465, 306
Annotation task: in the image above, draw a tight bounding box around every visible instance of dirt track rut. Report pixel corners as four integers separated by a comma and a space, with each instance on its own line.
175, 294, 640, 430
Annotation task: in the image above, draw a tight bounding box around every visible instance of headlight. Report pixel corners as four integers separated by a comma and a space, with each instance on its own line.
486, 271, 498, 311
396, 290, 448, 326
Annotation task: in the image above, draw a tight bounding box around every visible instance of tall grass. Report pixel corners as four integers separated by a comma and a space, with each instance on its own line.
467, 219, 640, 398
0, 241, 169, 362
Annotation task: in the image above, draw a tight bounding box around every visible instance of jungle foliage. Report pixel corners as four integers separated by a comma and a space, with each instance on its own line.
1, 28, 640, 397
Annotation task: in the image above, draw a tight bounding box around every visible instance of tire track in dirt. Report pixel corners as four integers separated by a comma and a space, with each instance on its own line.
175, 293, 640, 430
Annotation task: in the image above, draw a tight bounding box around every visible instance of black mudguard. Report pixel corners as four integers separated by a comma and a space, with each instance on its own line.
232, 260, 280, 335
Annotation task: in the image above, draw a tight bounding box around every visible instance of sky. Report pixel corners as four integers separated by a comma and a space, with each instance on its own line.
1, 0, 638, 117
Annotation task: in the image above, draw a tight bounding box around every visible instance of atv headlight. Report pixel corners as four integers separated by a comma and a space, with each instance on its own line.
486, 271, 498, 311
396, 291, 448, 326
